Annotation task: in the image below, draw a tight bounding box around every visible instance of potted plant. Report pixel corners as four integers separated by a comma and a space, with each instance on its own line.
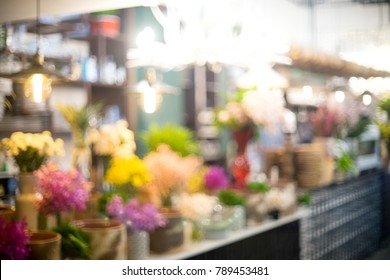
106, 195, 166, 259
217, 189, 246, 231
143, 144, 202, 252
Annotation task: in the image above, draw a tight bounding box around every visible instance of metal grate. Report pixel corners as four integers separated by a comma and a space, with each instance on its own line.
300, 171, 382, 259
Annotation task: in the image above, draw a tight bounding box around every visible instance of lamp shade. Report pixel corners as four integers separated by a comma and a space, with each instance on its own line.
1, 52, 71, 103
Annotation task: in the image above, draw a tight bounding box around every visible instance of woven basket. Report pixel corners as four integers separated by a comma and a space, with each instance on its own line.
293, 142, 334, 189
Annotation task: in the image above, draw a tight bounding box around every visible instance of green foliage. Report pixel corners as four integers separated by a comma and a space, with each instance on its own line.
52, 223, 91, 260
336, 152, 357, 175
217, 190, 246, 206
141, 123, 199, 156
378, 122, 390, 153
298, 192, 311, 205
347, 116, 371, 138
379, 97, 390, 117
14, 147, 46, 173
57, 102, 103, 146
246, 181, 269, 193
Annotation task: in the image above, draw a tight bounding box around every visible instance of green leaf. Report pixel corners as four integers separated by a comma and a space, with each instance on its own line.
52, 223, 91, 260
246, 182, 269, 193
217, 190, 246, 206
141, 123, 199, 157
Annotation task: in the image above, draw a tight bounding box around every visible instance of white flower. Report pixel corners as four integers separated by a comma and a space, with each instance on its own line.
241, 89, 285, 129
173, 193, 218, 221
92, 120, 136, 158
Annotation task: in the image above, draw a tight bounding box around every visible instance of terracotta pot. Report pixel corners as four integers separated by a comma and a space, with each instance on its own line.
27, 231, 61, 260
71, 219, 127, 260
149, 208, 184, 253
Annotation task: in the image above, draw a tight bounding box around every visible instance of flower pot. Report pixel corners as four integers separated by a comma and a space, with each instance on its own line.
127, 230, 149, 260
27, 231, 61, 260
15, 173, 38, 230
149, 209, 184, 253
71, 219, 127, 260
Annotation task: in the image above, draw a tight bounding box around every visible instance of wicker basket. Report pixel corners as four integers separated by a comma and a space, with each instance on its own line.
293, 142, 334, 189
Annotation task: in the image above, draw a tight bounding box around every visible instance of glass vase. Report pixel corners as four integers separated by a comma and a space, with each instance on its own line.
71, 144, 91, 180
231, 127, 254, 189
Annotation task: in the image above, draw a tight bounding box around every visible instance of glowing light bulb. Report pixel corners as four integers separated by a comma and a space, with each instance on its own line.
303, 85, 313, 99
24, 74, 52, 103
362, 93, 372, 106
136, 26, 155, 48
139, 85, 162, 114
335, 90, 345, 103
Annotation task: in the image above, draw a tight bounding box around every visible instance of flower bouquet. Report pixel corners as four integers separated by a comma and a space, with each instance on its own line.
143, 144, 202, 207
0, 131, 64, 173
57, 103, 102, 178
0, 217, 30, 260
98, 155, 151, 215
90, 119, 136, 159
107, 195, 167, 232
34, 162, 92, 226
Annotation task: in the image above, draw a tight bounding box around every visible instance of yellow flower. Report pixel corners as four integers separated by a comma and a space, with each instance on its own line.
0, 131, 65, 172
105, 156, 151, 187
187, 166, 208, 193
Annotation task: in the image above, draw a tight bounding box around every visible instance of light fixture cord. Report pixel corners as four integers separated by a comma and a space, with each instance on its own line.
36, 0, 40, 53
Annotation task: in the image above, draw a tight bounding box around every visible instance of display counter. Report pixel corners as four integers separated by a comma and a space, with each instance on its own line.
149, 208, 308, 260
300, 170, 383, 260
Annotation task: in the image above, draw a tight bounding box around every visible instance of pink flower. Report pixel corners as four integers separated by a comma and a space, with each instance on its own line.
0, 217, 30, 260
204, 166, 230, 191
34, 163, 92, 215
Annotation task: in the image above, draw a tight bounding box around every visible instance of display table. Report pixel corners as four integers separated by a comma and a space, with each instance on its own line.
149, 208, 308, 260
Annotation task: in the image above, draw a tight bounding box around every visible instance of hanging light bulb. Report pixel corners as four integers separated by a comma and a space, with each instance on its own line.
131, 68, 178, 114
24, 73, 52, 103
0, 0, 69, 104
140, 85, 162, 114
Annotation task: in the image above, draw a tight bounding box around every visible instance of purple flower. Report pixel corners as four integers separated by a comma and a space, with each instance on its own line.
34, 163, 92, 215
0, 217, 30, 260
106, 197, 167, 232
106, 195, 124, 217
204, 166, 230, 191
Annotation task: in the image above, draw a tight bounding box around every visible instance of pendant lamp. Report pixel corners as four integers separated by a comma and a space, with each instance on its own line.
1, 0, 70, 103
131, 68, 178, 114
